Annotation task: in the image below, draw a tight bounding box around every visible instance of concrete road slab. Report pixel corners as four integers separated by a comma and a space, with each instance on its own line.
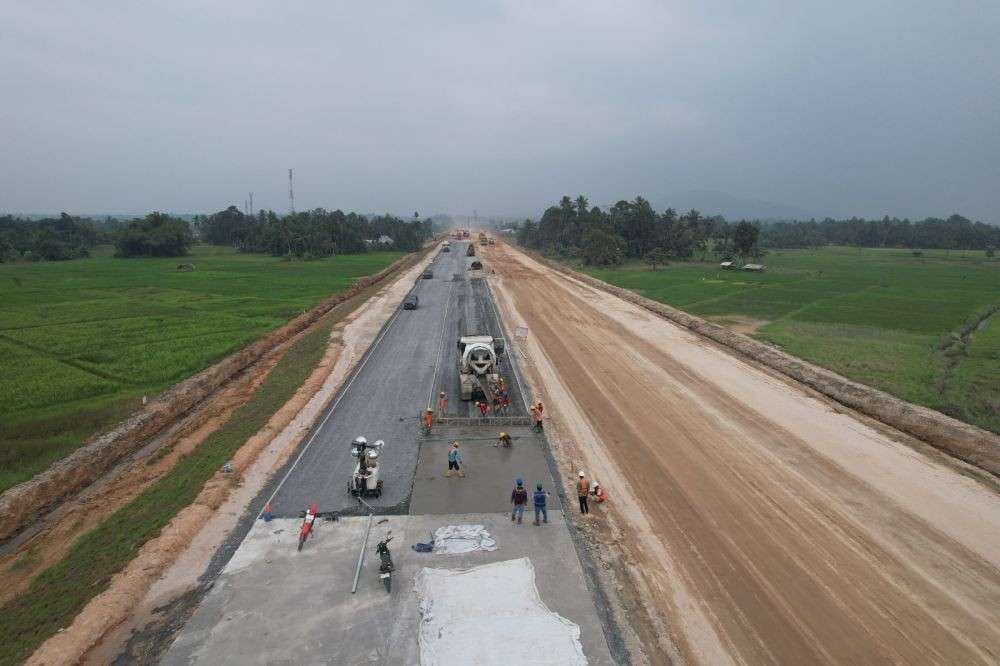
163, 514, 613, 665
268, 242, 524, 517
410, 426, 557, 515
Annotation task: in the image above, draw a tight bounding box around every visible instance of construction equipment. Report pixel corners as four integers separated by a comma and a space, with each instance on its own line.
348, 436, 384, 498
466, 243, 476, 257
479, 232, 488, 246
457, 335, 504, 401
375, 532, 395, 592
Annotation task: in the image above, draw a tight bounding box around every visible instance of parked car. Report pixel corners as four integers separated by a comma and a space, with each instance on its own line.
422, 270, 433, 279
403, 294, 419, 310
442, 246, 451, 253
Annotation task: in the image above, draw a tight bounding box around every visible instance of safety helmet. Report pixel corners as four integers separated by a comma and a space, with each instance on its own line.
439, 391, 445, 396
516, 477, 523, 486
499, 431, 507, 437
536, 482, 543, 490
578, 470, 585, 477
309, 502, 318, 513
353, 436, 368, 446
426, 407, 434, 412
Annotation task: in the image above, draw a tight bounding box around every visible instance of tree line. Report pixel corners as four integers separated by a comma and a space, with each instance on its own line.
193, 206, 433, 257
758, 215, 998, 253
0, 213, 195, 260
516, 196, 998, 266
516, 196, 760, 266
1, 214, 104, 261
1, 206, 434, 261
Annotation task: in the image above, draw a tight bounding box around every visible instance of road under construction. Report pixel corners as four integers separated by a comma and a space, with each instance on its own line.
158, 241, 617, 664
151, 237, 999, 665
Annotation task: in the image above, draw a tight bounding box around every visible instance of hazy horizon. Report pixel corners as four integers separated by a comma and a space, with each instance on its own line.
2, 2, 998, 223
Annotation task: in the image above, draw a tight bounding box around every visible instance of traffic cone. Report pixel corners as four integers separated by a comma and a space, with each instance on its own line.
262, 502, 273, 522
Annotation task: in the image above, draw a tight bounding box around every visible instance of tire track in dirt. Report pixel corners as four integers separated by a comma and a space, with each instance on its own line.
487, 242, 1000, 665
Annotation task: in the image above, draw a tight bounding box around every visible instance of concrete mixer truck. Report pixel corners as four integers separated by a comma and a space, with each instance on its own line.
457, 335, 504, 401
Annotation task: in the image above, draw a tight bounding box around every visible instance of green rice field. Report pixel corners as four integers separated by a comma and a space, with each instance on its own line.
584, 247, 999, 434
0, 245, 403, 492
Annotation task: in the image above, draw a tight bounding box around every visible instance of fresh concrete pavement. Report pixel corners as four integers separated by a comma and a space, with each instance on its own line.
161, 241, 616, 664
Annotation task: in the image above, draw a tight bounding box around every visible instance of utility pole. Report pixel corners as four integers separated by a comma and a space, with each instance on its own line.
288, 169, 295, 215
249, 192, 254, 218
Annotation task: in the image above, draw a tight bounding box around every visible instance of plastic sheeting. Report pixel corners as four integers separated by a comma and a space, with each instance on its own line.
431, 524, 498, 555
414, 558, 587, 665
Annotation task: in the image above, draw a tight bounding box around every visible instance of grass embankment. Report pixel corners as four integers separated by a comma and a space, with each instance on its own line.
0, 308, 338, 665
584, 247, 999, 433
0, 245, 403, 492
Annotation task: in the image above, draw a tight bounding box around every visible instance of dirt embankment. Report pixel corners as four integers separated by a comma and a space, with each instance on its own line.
527, 250, 1000, 476
0, 250, 429, 544
486, 242, 1000, 664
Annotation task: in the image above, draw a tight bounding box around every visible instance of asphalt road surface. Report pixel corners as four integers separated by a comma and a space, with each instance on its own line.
268, 241, 521, 516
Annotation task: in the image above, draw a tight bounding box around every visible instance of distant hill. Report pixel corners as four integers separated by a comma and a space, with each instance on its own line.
658, 190, 819, 222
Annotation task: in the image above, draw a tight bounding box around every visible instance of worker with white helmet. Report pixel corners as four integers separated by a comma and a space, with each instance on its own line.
576, 470, 590, 514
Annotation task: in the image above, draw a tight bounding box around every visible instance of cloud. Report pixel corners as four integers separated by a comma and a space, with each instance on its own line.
1, 0, 998, 221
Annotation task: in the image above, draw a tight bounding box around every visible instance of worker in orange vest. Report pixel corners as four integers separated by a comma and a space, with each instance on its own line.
576, 471, 590, 514
591, 481, 608, 503
437, 391, 447, 417
423, 407, 434, 431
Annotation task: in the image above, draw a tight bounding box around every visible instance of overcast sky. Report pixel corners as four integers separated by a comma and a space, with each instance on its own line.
2, 1, 998, 221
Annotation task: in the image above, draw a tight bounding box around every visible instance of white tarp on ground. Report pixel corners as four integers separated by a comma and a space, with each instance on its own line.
432, 524, 498, 555
414, 558, 587, 665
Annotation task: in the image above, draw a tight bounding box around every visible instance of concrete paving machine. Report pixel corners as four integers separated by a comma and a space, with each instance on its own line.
457, 335, 504, 401
348, 436, 384, 498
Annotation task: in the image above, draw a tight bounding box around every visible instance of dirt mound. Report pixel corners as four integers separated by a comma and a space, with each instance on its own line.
530, 250, 1000, 476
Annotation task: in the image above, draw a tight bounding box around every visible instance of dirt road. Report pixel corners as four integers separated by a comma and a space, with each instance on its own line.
487, 242, 1000, 665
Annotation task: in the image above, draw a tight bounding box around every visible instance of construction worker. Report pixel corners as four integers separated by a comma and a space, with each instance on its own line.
576, 471, 590, 514
423, 407, 434, 432
437, 391, 447, 417
496, 431, 512, 448
533, 482, 549, 525
511, 478, 528, 524
531, 404, 543, 432
477, 400, 489, 417
501, 391, 511, 414
446, 441, 463, 478
591, 481, 609, 503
